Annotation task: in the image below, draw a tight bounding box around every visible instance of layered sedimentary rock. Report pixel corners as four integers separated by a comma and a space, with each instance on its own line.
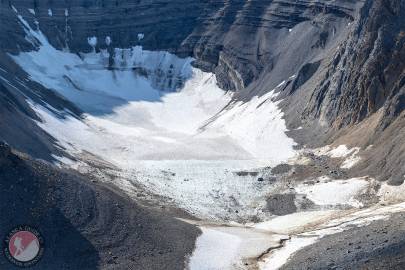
294, 0, 405, 184
1, 0, 360, 91
304, 0, 405, 129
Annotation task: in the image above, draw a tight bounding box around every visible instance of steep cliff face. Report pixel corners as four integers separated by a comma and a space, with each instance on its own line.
184, 0, 360, 91
286, 0, 405, 184
1, 0, 360, 91
304, 0, 405, 129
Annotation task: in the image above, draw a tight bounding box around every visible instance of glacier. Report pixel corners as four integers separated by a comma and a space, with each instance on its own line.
11, 12, 296, 221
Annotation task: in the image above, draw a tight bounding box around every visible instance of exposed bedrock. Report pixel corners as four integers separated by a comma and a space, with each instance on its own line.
1, 0, 360, 91
284, 0, 405, 184
303, 0, 405, 129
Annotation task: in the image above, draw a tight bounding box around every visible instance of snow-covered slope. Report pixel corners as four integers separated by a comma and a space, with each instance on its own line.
11, 12, 296, 221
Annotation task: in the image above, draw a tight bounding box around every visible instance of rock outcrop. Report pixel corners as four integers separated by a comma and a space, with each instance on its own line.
1, 0, 360, 91
304, 0, 405, 129
292, 0, 405, 184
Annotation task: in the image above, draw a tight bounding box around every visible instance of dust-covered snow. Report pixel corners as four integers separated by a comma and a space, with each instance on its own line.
254, 210, 337, 234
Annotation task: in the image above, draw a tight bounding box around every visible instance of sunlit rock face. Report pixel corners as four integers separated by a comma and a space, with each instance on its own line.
300, 0, 405, 184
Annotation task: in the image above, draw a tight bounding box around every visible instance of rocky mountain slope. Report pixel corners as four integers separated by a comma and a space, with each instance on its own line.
282, 0, 405, 184
1, 0, 360, 91
0, 0, 404, 269
0, 142, 199, 270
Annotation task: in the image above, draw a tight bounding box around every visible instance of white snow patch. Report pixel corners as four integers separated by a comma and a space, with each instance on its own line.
341, 154, 362, 169
137, 33, 145, 41
105, 36, 112, 46
28, 9, 36, 15
87, 36, 97, 49
204, 90, 296, 160
64, 8, 69, 17
48, 9, 53, 16
378, 182, 405, 204
329, 145, 357, 158
276, 80, 286, 88
52, 154, 77, 168
11, 5, 18, 13
189, 228, 241, 270
189, 225, 286, 270
315, 145, 361, 169
295, 177, 369, 208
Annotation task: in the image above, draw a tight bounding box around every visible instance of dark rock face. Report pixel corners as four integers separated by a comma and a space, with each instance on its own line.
304, 0, 405, 129
290, 61, 321, 95
0, 143, 199, 270
185, 0, 358, 92
285, 0, 405, 184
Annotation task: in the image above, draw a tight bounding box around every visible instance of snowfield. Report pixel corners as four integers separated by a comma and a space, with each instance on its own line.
295, 177, 369, 208
12, 12, 296, 221
188, 225, 285, 270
